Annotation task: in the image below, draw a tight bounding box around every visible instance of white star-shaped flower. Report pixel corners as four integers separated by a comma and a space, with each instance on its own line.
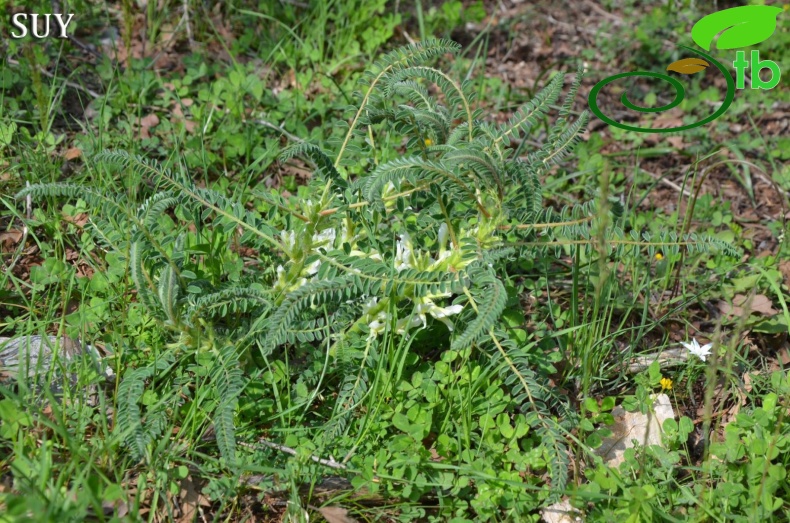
682, 338, 713, 361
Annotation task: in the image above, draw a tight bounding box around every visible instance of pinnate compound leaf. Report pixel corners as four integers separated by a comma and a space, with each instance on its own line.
691, 5, 782, 51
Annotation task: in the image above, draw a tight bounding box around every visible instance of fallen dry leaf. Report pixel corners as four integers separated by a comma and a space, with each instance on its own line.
743, 371, 760, 393
178, 475, 210, 523
317, 506, 359, 523
0, 229, 23, 250
719, 294, 778, 319
170, 104, 198, 134
63, 147, 82, 160
666, 136, 684, 149
63, 213, 89, 227
651, 110, 685, 129
139, 114, 160, 139
735, 294, 777, 316
779, 261, 790, 288
718, 301, 744, 318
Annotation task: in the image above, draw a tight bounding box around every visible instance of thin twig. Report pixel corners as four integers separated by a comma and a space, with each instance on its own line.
399, 26, 416, 46
240, 439, 348, 470
67, 35, 107, 61
639, 168, 692, 197
2, 182, 32, 277
583, 0, 623, 24
6, 59, 102, 99
25, 180, 32, 221
146, 9, 187, 70
498, 215, 594, 230
623, 348, 688, 373
256, 119, 304, 143
183, 0, 194, 49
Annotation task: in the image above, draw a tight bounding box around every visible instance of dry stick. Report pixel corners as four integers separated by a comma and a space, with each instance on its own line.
639, 168, 692, 197
67, 35, 107, 61
667, 159, 730, 307
183, 0, 194, 49
238, 438, 380, 483
511, 238, 703, 248
257, 119, 304, 144
3, 182, 32, 278
583, 0, 624, 24
6, 58, 101, 99
145, 10, 187, 70
498, 215, 593, 230
239, 439, 349, 471
622, 348, 688, 374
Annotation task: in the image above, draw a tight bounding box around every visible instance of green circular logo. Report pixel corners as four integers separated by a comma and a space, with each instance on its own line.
587, 46, 736, 133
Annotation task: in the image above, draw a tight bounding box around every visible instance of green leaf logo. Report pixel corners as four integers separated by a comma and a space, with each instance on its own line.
691, 5, 783, 51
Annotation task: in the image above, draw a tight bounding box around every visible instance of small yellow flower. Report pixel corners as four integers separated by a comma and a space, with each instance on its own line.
660, 377, 673, 391
424, 138, 432, 146
655, 252, 664, 261
784, 4, 789, 12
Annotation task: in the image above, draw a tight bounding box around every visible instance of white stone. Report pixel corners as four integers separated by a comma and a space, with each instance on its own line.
595, 393, 675, 467
541, 498, 582, 523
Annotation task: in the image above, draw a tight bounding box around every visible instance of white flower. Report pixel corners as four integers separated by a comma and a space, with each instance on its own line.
312, 228, 336, 249
413, 300, 464, 331
280, 230, 297, 253
438, 223, 449, 252
305, 259, 321, 276
395, 315, 423, 334
682, 338, 713, 362
367, 311, 390, 339
395, 232, 413, 271
339, 221, 356, 245
361, 296, 378, 315
368, 318, 387, 336
429, 303, 464, 319
436, 250, 452, 263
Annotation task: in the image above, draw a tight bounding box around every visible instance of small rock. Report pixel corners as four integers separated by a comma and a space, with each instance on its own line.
0, 335, 114, 404
541, 498, 583, 523
0, 335, 83, 380
595, 393, 675, 467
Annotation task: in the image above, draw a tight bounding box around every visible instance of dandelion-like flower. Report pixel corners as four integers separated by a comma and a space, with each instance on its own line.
660, 377, 673, 391
682, 338, 713, 362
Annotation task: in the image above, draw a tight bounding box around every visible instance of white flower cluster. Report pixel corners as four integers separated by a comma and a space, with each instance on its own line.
362, 229, 465, 339
274, 220, 472, 341
361, 295, 464, 340
275, 226, 342, 290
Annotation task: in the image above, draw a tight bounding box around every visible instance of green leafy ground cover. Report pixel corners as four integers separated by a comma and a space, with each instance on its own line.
1, 1, 789, 521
